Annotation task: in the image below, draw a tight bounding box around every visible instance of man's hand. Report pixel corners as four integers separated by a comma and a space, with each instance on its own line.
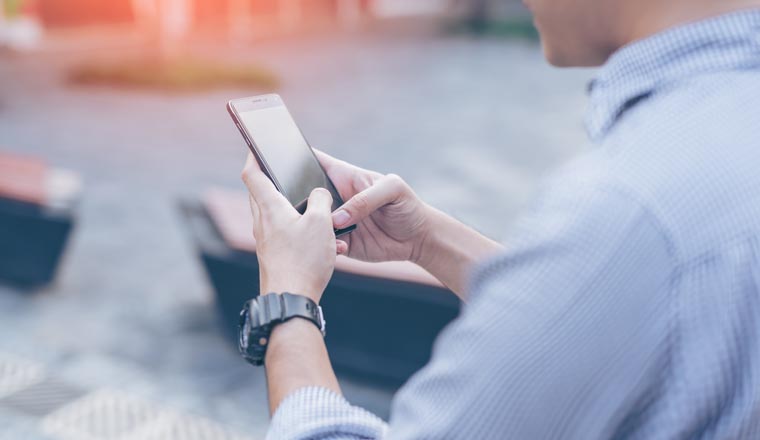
241, 153, 344, 303
315, 150, 432, 264
317, 150, 504, 299
242, 153, 342, 413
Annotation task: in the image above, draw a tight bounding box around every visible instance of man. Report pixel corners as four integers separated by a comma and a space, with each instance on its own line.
241, 0, 760, 437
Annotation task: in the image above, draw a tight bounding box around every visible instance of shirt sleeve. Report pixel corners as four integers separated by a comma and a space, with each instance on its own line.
268, 175, 677, 439
266, 386, 388, 440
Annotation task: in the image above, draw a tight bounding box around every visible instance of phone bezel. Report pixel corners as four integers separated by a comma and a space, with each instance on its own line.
227, 94, 356, 237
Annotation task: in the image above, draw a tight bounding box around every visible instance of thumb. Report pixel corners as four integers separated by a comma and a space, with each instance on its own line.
332, 174, 406, 228
305, 187, 333, 219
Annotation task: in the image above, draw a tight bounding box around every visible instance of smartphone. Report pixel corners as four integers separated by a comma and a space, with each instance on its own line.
227, 94, 356, 236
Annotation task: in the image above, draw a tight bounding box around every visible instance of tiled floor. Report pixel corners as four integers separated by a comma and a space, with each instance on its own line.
0, 27, 592, 438
0, 352, 255, 440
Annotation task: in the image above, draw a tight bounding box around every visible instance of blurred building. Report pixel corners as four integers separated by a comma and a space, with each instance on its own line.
2, 0, 527, 51
30, 0, 438, 30
8, 0, 452, 47
36, 0, 134, 27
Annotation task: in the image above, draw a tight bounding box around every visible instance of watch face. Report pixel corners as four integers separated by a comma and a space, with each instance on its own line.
240, 317, 251, 349
238, 300, 267, 366
238, 304, 251, 353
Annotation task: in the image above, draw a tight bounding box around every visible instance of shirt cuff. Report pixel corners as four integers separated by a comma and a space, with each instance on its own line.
266, 386, 389, 440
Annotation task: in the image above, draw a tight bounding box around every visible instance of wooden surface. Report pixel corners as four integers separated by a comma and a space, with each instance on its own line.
0, 152, 48, 205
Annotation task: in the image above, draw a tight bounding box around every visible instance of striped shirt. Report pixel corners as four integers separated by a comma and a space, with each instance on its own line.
267, 10, 760, 439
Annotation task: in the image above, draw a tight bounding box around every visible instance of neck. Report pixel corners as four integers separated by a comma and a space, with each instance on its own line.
621, 0, 760, 46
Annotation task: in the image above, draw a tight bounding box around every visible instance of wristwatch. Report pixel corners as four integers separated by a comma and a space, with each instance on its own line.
238, 292, 326, 366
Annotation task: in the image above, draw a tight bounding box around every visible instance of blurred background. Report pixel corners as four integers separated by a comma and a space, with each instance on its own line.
0, 1, 592, 438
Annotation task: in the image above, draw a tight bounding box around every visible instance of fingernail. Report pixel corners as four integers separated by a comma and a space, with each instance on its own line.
333, 209, 350, 227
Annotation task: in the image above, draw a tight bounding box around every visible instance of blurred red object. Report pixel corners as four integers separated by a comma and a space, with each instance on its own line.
0, 152, 47, 205
22, 0, 41, 16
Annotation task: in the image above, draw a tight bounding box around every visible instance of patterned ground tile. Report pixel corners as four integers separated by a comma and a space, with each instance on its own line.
42, 389, 166, 440
0, 353, 46, 400
0, 376, 88, 418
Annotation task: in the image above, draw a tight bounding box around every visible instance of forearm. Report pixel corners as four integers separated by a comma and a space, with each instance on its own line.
265, 317, 341, 414
415, 206, 504, 300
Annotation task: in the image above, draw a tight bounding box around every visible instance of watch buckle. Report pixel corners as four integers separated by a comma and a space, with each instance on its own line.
317, 305, 327, 337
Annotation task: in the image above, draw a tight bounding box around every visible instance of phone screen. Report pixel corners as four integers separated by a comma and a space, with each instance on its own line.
235, 100, 342, 212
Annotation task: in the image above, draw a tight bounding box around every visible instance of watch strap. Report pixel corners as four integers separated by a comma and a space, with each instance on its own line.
239, 293, 325, 367
279, 293, 326, 336
251, 292, 325, 335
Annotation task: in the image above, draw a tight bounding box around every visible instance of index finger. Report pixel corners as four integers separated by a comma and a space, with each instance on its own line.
241, 153, 291, 212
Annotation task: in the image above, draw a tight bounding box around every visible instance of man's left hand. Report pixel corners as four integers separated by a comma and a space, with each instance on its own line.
241, 153, 347, 304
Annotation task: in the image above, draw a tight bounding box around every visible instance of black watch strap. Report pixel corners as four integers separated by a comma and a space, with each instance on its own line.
255, 293, 325, 335
279, 293, 325, 334
239, 293, 325, 366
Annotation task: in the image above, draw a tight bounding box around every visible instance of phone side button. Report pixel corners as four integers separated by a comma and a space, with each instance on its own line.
236, 123, 253, 148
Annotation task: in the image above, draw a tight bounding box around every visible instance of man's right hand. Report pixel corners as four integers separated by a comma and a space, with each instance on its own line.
314, 150, 432, 265
316, 150, 505, 299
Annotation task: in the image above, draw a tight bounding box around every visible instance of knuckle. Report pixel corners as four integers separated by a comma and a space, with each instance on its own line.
385, 173, 405, 188
351, 192, 370, 213
306, 201, 330, 216
313, 187, 332, 200
309, 210, 331, 223
358, 173, 376, 190
385, 173, 410, 196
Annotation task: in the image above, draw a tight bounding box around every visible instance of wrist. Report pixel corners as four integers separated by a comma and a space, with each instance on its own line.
412, 204, 447, 269
410, 206, 504, 299
266, 316, 321, 360
263, 309, 341, 413
260, 275, 324, 304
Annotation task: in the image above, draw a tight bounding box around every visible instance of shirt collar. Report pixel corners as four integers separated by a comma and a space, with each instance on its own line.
585, 9, 760, 142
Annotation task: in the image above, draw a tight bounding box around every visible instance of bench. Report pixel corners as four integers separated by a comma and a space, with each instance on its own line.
179, 187, 460, 388
0, 152, 80, 287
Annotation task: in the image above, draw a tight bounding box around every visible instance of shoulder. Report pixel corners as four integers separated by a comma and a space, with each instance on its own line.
597, 71, 760, 260
471, 154, 677, 298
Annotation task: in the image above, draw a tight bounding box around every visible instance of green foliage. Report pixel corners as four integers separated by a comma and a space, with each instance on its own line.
4, 0, 25, 18
68, 57, 280, 92
446, 18, 540, 41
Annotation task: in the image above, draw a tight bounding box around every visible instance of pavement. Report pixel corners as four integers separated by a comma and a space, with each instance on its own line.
0, 27, 593, 439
